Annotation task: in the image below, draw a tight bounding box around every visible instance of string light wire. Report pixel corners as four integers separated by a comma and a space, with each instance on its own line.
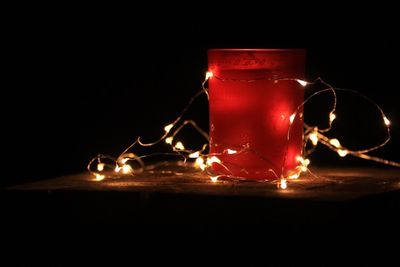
88, 71, 399, 188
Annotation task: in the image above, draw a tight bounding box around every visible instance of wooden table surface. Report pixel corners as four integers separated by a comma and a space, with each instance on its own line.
2, 165, 400, 224
6, 165, 400, 200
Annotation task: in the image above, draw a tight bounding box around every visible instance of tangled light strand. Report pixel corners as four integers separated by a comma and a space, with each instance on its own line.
87, 71, 399, 189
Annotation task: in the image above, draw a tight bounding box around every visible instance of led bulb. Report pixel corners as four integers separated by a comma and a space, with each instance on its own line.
195, 157, 204, 166
384, 117, 391, 126
95, 174, 105, 181
227, 149, 237, 154
199, 164, 207, 171
280, 179, 288, 189
189, 151, 200, 158
296, 79, 308, 87
329, 112, 336, 123
174, 141, 185, 150
289, 113, 296, 124
164, 123, 174, 133
296, 156, 304, 162
329, 138, 341, 148
309, 131, 319, 146
97, 163, 105, 172
205, 71, 213, 80
210, 176, 218, 183
207, 156, 221, 166
337, 149, 348, 157
165, 137, 173, 144
122, 164, 132, 174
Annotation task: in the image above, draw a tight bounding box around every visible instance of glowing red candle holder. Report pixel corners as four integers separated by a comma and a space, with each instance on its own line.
208, 49, 306, 180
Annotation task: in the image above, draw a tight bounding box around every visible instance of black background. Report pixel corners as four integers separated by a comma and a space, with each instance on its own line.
1, 4, 400, 260
3, 4, 400, 186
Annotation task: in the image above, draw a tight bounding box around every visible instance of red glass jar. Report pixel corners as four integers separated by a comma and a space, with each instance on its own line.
208, 49, 306, 179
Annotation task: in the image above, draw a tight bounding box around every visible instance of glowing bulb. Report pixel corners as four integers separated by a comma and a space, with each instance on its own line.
194, 157, 207, 171
296, 156, 304, 163
97, 163, 105, 172
210, 176, 218, 183
337, 149, 348, 157
384, 116, 391, 126
195, 157, 204, 166
207, 156, 221, 166
329, 112, 336, 123
288, 173, 300, 179
227, 149, 237, 154
280, 179, 288, 189
199, 164, 207, 171
296, 156, 309, 173
296, 79, 308, 87
189, 151, 200, 158
164, 123, 174, 133
121, 158, 129, 164
300, 166, 308, 172
205, 71, 213, 80
174, 141, 185, 150
309, 131, 319, 146
296, 156, 308, 165
122, 164, 132, 174
165, 137, 173, 144
289, 113, 296, 124
115, 166, 121, 173
95, 174, 105, 181
329, 138, 341, 148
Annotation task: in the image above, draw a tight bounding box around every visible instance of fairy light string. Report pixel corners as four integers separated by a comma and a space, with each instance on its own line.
87, 71, 399, 190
